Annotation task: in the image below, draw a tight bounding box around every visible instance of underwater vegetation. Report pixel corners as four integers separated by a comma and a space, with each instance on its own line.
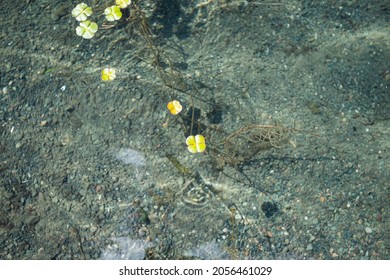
69, 1, 305, 162
67, 1, 322, 260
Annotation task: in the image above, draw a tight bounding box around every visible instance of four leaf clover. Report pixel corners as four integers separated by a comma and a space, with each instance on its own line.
76, 20, 98, 39
71, 2, 126, 40
186, 135, 207, 153
72, 3, 93, 21
101, 68, 116, 81
104, 6, 123, 21
167, 100, 183, 115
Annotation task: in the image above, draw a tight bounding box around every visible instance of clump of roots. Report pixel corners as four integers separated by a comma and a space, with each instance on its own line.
208, 124, 296, 167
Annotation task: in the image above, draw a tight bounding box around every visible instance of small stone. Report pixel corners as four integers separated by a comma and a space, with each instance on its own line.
25, 215, 40, 227
365, 227, 373, 234
90, 226, 98, 233
14, 133, 24, 141
37, 247, 44, 255
39, 120, 48, 127
306, 244, 313, 251
177, 177, 184, 186
134, 91, 143, 100
138, 228, 146, 237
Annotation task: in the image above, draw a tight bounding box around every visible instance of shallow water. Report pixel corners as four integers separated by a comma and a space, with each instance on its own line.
0, 0, 389, 260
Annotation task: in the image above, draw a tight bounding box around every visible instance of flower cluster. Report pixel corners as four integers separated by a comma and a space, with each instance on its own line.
166, 100, 207, 153
71, 1, 132, 39
70, 2, 132, 81
71, 3, 97, 39
70, 2, 205, 154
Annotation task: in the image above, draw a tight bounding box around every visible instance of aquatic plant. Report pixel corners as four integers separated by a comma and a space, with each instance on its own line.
71, 1, 128, 40
71, 3, 93, 22
167, 100, 183, 115
101, 68, 116, 81
75, 20, 98, 39
186, 135, 207, 153
104, 5, 123, 21
65, 1, 318, 261
69, 1, 309, 168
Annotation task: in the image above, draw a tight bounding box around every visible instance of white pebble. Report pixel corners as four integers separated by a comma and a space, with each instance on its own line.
365, 227, 373, 234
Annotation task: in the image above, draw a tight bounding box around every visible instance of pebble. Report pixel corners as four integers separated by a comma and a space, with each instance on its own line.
14, 133, 24, 141
39, 120, 48, 127
177, 177, 184, 186
134, 91, 143, 100
306, 244, 313, 251
90, 226, 98, 233
365, 227, 373, 234
138, 228, 147, 237
25, 215, 40, 227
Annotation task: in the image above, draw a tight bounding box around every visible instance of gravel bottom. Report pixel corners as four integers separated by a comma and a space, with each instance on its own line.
0, 0, 389, 260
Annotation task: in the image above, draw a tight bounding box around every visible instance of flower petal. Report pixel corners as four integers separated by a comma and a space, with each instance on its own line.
195, 135, 206, 152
